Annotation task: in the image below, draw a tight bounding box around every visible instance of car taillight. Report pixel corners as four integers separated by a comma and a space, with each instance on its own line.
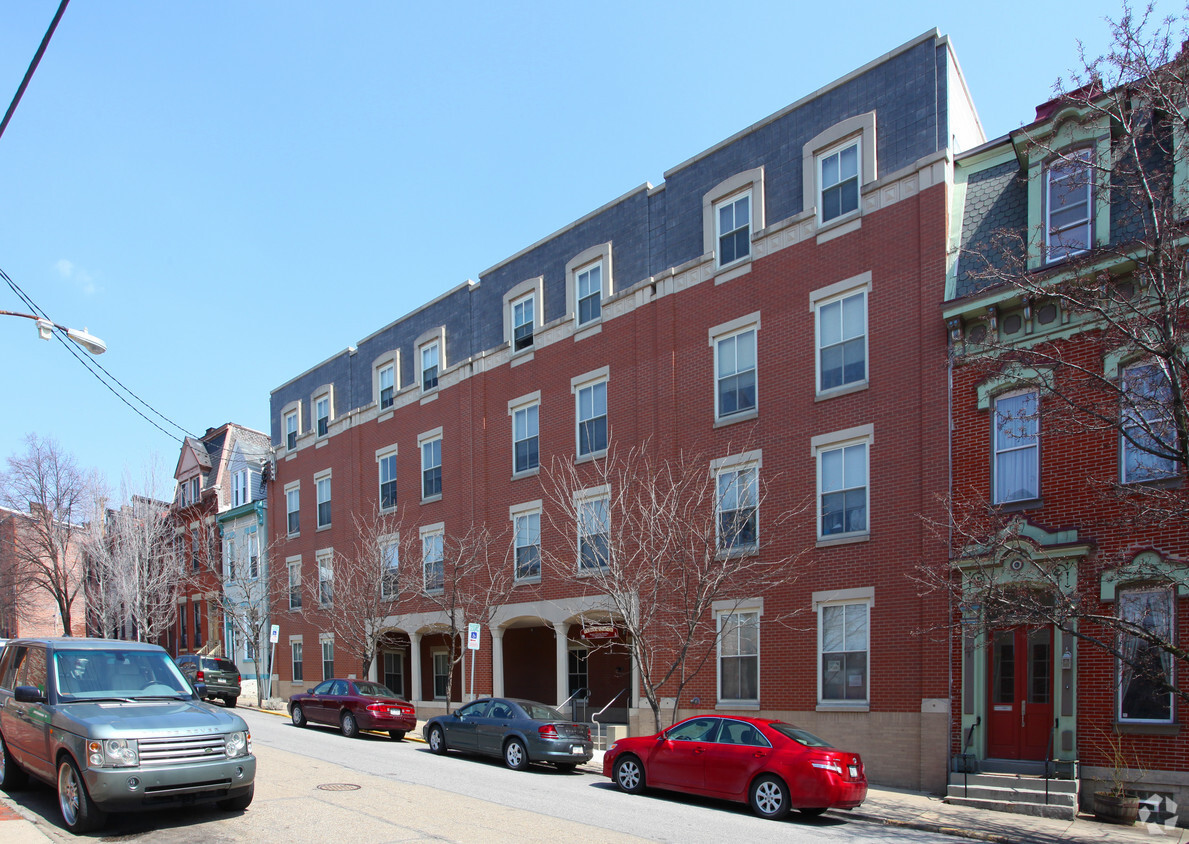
402, 707, 415, 716
366, 704, 386, 714
810, 756, 844, 775
196, 670, 205, 681
235, 674, 241, 683
538, 724, 559, 738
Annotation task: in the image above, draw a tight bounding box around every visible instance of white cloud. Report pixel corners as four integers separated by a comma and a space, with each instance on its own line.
54, 259, 98, 296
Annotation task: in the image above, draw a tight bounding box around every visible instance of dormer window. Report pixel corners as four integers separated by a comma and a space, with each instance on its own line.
512, 294, 535, 351
315, 395, 330, 437
285, 411, 298, 451
576, 263, 602, 326
189, 477, 200, 504
379, 364, 395, 410
232, 469, 249, 508
1045, 148, 1092, 262
421, 341, 440, 392
820, 140, 860, 223
715, 192, 751, 266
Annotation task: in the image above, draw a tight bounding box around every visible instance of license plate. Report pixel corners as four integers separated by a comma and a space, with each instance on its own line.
572, 746, 585, 754
390, 708, 402, 716
848, 766, 859, 778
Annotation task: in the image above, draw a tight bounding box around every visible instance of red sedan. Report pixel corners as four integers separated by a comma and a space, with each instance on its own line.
603, 715, 866, 820
289, 679, 416, 740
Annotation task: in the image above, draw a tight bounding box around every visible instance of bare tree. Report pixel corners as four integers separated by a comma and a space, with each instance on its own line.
0, 435, 100, 635
541, 442, 811, 732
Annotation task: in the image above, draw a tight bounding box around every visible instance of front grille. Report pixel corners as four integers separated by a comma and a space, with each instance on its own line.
138, 735, 226, 767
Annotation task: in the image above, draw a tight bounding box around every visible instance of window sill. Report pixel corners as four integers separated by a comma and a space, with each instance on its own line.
378, 410, 394, 423
511, 350, 535, 368
316, 524, 331, 532
995, 498, 1043, 513
576, 451, 607, 465
815, 381, 868, 402
420, 391, 439, 405
421, 494, 443, 505
284, 452, 297, 462
315, 440, 327, 449
1115, 722, 1180, 736
816, 533, 870, 548
714, 408, 758, 428
287, 532, 300, 539
816, 703, 870, 713
716, 702, 760, 711
816, 213, 861, 244
574, 321, 603, 342
512, 467, 541, 481
576, 566, 609, 578
713, 259, 752, 286
716, 546, 758, 560
514, 577, 542, 587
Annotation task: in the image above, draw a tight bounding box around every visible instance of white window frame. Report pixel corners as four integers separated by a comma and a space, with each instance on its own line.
287, 556, 302, 610
285, 481, 300, 537
284, 406, 300, 452
993, 389, 1040, 504
503, 276, 544, 356
1045, 147, 1093, 263
290, 637, 304, 682
509, 393, 540, 476
316, 550, 333, 607
421, 524, 445, 594
511, 292, 536, 352
716, 600, 762, 706
315, 470, 332, 529
246, 530, 259, 579
802, 112, 875, 231
320, 635, 334, 681
818, 139, 861, 224
224, 535, 236, 581
232, 468, 249, 508
377, 445, 398, 511
377, 359, 397, 411
565, 243, 613, 331
715, 190, 752, 268
575, 485, 611, 572
702, 169, 764, 277
813, 278, 869, 396
420, 340, 440, 393
314, 392, 331, 438
510, 501, 542, 582
380, 533, 400, 600
419, 429, 443, 501
432, 648, 450, 700
1121, 361, 1178, 484
1117, 586, 1175, 724
709, 313, 760, 422
812, 425, 872, 543
814, 587, 873, 708
712, 451, 762, 555
572, 368, 609, 459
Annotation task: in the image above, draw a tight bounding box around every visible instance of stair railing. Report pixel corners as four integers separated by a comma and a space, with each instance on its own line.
1044, 717, 1058, 805
592, 689, 626, 749
961, 715, 980, 797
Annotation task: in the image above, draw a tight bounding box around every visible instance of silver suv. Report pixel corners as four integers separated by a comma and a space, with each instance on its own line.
0, 638, 255, 834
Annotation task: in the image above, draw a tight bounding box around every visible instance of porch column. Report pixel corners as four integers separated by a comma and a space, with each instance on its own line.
553, 622, 569, 706
410, 631, 423, 705
489, 626, 505, 698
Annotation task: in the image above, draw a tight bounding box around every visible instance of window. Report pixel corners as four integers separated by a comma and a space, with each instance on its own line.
719, 611, 759, 703
715, 327, 757, 419
1122, 362, 1177, 483
190, 526, 200, 571
513, 509, 541, 580
513, 403, 539, 474
1046, 148, 1092, 262
190, 477, 200, 504
814, 429, 870, 540
422, 528, 444, 592
285, 411, 298, 451
378, 451, 397, 510
321, 638, 334, 680
316, 473, 332, 529
383, 651, 404, 696
717, 465, 758, 552
1118, 587, 1174, 722
512, 293, 535, 351
180, 612, 187, 649
421, 341, 439, 392
193, 602, 202, 648
576, 262, 602, 326
317, 552, 333, 607
285, 483, 300, 536
224, 536, 236, 581
421, 436, 442, 499
232, 468, 249, 508
315, 395, 330, 438
247, 532, 259, 579
819, 140, 860, 223
291, 641, 303, 682
381, 538, 400, 599
820, 600, 869, 703
575, 378, 608, 457
287, 558, 302, 610
993, 390, 1039, 503
379, 363, 395, 410
577, 492, 610, 571
816, 288, 867, 392
432, 650, 449, 699
715, 192, 751, 266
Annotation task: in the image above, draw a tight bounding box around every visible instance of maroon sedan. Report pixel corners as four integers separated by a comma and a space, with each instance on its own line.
603, 715, 866, 820
289, 679, 416, 740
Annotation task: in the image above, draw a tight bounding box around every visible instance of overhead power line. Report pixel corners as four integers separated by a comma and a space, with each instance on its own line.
0, 0, 72, 144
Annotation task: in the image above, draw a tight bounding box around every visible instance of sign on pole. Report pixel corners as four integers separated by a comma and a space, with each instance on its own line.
467, 622, 481, 650
270, 624, 280, 644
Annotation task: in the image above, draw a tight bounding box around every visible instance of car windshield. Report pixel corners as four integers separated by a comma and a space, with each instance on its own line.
55, 649, 192, 701
515, 701, 565, 721
354, 681, 398, 698
767, 722, 835, 748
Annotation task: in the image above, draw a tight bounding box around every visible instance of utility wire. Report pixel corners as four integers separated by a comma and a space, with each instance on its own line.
0, 0, 71, 144
2, 267, 197, 443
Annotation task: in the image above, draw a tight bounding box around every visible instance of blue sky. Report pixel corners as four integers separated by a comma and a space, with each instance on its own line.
0, 1, 1183, 496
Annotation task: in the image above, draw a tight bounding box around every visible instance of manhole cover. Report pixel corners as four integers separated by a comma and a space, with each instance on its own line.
317, 783, 361, 791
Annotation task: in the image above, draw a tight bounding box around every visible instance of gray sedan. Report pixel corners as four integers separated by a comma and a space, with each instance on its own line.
423, 697, 592, 771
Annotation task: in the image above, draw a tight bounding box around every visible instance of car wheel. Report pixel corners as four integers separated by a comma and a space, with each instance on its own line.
224, 696, 238, 708
427, 725, 447, 755
798, 807, 827, 817
554, 762, 577, 773
389, 730, 406, 741
749, 774, 791, 820
291, 704, 307, 727
0, 738, 27, 790
218, 783, 254, 811
503, 738, 528, 771
58, 756, 106, 833
340, 711, 360, 738
613, 755, 645, 794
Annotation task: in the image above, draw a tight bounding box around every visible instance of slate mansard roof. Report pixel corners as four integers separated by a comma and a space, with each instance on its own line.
270, 30, 979, 441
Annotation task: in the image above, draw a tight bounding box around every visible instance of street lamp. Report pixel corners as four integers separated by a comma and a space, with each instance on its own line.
1, 309, 106, 354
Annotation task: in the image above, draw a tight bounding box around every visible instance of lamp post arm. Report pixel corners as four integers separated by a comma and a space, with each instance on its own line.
1, 309, 106, 354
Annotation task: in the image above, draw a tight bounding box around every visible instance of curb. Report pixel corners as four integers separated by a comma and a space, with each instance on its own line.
838, 811, 1023, 844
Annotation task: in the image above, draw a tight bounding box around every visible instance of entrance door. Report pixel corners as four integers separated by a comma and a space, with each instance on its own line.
986, 627, 1054, 759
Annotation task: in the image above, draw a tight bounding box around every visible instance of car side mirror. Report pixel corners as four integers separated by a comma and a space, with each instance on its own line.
14, 685, 46, 704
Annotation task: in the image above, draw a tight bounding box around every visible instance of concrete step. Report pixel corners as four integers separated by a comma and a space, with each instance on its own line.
944, 794, 1078, 821
946, 782, 1077, 805
947, 773, 1078, 794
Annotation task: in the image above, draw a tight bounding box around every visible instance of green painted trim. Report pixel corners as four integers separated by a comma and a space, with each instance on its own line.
217, 500, 266, 524
975, 365, 1054, 410
1100, 552, 1189, 600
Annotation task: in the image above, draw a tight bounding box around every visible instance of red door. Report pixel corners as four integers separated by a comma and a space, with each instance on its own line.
986, 627, 1054, 759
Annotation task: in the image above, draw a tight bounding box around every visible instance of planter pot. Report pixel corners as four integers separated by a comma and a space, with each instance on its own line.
1093, 790, 1139, 826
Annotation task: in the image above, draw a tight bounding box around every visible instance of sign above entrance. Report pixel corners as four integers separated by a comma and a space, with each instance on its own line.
581, 623, 618, 640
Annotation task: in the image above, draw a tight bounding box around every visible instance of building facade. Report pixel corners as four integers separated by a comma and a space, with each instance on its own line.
268, 30, 984, 791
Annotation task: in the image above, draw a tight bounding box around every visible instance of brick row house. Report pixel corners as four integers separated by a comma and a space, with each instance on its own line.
0, 506, 87, 638
944, 73, 1188, 819
266, 30, 984, 792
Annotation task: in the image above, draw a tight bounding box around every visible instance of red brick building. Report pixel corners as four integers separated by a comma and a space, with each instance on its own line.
268, 31, 985, 791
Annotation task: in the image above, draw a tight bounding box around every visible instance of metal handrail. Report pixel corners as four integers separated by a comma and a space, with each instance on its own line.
1044, 717, 1058, 804
961, 716, 980, 797
592, 689, 627, 748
